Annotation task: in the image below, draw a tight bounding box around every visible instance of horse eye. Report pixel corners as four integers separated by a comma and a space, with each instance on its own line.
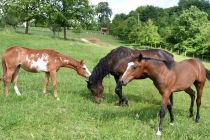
132, 66, 136, 70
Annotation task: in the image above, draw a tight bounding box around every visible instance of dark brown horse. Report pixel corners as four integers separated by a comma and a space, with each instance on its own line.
87, 46, 174, 105
119, 53, 210, 135
1, 46, 91, 100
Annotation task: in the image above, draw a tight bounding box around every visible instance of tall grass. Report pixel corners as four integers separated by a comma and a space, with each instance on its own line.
0, 28, 210, 139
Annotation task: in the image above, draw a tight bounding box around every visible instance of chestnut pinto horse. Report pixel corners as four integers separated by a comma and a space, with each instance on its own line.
1, 46, 91, 100
87, 46, 174, 104
120, 53, 210, 135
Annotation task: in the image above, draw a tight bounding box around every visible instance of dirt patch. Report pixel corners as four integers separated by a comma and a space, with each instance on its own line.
87, 38, 103, 46
80, 37, 111, 47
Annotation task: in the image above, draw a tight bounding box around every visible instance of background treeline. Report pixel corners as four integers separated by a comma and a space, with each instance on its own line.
1, 0, 210, 57
0, 0, 112, 39
110, 0, 210, 56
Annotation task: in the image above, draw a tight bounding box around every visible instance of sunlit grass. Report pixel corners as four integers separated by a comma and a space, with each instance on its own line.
0, 29, 210, 139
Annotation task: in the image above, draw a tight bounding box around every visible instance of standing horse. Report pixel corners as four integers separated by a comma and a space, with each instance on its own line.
119, 53, 210, 135
87, 46, 174, 105
1, 46, 91, 100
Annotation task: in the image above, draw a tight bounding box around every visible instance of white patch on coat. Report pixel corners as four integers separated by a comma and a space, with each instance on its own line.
14, 85, 21, 96
121, 62, 134, 79
63, 59, 69, 64
30, 54, 49, 72
83, 64, 91, 77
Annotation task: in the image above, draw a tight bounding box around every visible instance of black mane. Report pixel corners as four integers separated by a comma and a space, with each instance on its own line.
89, 47, 133, 84
141, 57, 175, 69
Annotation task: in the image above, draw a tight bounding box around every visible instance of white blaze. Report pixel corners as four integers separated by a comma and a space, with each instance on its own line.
121, 62, 134, 79
30, 54, 49, 72
83, 64, 91, 77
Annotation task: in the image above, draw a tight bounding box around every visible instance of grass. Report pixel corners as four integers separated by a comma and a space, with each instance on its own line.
0, 28, 210, 139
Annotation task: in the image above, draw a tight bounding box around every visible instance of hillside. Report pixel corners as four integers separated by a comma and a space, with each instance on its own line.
0, 29, 210, 139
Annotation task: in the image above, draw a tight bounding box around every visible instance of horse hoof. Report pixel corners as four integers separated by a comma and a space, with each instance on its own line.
156, 130, 162, 136
115, 101, 128, 106
170, 123, 174, 126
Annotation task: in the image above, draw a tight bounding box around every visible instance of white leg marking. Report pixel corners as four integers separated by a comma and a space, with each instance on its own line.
156, 128, 162, 136
170, 123, 174, 126
14, 85, 21, 96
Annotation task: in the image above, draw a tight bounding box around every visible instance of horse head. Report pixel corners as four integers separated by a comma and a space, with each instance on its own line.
76, 60, 91, 78
120, 53, 145, 85
87, 78, 104, 103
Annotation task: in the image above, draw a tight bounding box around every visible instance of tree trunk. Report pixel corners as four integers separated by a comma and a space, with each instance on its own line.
64, 26, 67, 40
25, 21, 29, 34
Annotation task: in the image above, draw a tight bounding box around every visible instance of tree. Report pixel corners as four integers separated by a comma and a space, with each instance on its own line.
178, 0, 210, 19
1, 0, 43, 33
171, 6, 209, 55
109, 13, 127, 36
129, 19, 162, 45
95, 2, 112, 28
47, 0, 94, 40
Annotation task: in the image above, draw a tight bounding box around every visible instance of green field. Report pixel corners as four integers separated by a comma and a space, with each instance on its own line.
0, 28, 210, 140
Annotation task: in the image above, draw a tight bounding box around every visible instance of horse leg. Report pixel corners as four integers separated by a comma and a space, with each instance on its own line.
114, 75, 128, 106
49, 71, 59, 100
3, 68, 16, 96
195, 82, 204, 123
167, 95, 174, 125
156, 92, 170, 136
184, 87, 195, 117
11, 65, 21, 96
43, 72, 50, 94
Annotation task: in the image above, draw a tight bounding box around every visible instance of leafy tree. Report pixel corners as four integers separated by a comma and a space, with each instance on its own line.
95, 2, 112, 28
1, 0, 43, 33
46, 0, 94, 40
178, 0, 210, 19
129, 19, 161, 46
109, 13, 127, 36
171, 6, 209, 55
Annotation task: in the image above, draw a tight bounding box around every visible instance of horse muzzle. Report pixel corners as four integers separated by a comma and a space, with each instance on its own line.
93, 96, 103, 104
119, 80, 128, 86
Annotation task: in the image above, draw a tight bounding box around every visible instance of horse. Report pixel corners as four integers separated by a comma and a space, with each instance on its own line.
119, 53, 210, 135
87, 46, 174, 105
1, 46, 91, 100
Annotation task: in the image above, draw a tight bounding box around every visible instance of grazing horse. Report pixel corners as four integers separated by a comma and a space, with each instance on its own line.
87, 46, 174, 104
1, 46, 91, 100
119, 53, 210, 135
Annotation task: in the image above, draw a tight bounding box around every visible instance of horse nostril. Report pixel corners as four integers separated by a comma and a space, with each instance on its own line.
119, 80, 124, 85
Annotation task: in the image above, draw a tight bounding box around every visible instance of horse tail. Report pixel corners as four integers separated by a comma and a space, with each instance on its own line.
205, 68, 210, 81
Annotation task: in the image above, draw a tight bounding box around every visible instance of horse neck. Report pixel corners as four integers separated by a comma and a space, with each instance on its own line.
145, 61, 169, 81
89, 64, 110, 84
59, 54, 81, 70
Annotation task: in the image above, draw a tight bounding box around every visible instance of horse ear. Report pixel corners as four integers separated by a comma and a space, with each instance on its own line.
80, 60, 84, 64
138, 53, 143, 61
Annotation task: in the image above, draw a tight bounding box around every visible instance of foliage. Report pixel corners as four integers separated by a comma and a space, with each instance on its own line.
46, 0, 94, 40
128, 19, 162, 46
95, 2, 112, 28
171, 6, 209, 55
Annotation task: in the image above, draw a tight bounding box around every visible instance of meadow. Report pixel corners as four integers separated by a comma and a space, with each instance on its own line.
0, 28, 210, 140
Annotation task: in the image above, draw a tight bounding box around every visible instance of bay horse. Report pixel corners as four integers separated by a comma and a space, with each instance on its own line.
1, 46, 91, 100
119, 53, 210, 135
87, 46, 174, 105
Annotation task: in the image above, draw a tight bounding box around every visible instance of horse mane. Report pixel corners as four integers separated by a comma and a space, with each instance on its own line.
89, 46, 133, 83
141, 57, 175, 69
